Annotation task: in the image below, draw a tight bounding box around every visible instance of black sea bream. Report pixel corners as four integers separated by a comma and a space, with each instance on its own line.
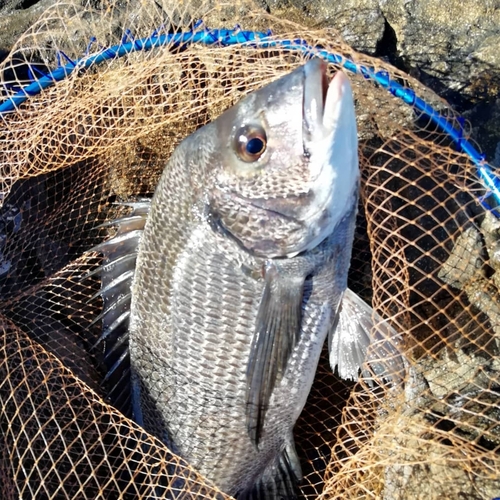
95, 59, 397, 498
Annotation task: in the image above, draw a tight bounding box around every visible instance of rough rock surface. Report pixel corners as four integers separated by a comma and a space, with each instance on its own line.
263, 0, 386, 54
0, 0, 55, 59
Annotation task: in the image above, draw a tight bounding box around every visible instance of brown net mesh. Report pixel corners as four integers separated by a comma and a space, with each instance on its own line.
0, 0, 499, 498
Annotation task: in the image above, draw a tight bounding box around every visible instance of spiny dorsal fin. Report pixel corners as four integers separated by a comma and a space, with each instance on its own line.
86, 200, 151, 412
246, 263, 305, 447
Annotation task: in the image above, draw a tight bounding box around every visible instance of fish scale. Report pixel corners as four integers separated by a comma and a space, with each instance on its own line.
91, 59, 404, 499
132, 209, 354, 496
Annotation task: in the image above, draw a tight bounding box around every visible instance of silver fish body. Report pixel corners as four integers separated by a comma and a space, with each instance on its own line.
122, 59, 360, 497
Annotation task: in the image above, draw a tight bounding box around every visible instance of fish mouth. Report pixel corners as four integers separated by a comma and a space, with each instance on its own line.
214, 59, 358, 259
257, 60, 357, 230
303, 58, 351, 150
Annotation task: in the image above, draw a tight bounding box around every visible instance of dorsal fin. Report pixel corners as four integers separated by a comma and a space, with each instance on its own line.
88, 200, 151, 414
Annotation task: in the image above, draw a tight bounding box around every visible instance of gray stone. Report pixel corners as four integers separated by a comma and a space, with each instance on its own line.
378, 0, 500, 159
0, 0, 56, 54
263, 0, 386, 54
380, 1, 500, 94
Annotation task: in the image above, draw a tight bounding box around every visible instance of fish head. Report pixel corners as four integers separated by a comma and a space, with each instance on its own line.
209, 58, 359, 258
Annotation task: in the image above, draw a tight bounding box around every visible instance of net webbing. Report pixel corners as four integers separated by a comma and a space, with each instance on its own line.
0, 1, 499, 498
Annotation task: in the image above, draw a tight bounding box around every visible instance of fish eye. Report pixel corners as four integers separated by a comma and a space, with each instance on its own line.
234, 125, 267, 163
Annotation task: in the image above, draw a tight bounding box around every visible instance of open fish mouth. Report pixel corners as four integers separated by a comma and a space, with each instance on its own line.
240, 59, 358, 224
303, 58, 353, 158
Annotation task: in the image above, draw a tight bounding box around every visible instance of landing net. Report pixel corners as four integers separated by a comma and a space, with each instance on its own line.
0, 1, 499, 498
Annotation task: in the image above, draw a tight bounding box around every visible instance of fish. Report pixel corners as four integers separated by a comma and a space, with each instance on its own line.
91, 58, 404, 498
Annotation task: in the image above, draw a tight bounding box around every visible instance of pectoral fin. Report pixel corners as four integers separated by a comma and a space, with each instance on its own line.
246, 264, 304, 446
329, 287, 405, 386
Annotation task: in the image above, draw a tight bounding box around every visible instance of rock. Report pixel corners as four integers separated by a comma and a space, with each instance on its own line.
380, 1, 500, 93
377, 0, 500, 159
464, 97, 500, 166
260, 0, 500, 159
379, 348, 500, 500
0, 0, 56, 55
263, 0, 386, 54
438, 212, 500, 351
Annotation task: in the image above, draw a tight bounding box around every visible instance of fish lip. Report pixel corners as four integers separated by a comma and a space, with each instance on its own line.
217, 62, 358, 255
302, 58, 328, 146
302, 58, 350, 149
212, 60, 358, 259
